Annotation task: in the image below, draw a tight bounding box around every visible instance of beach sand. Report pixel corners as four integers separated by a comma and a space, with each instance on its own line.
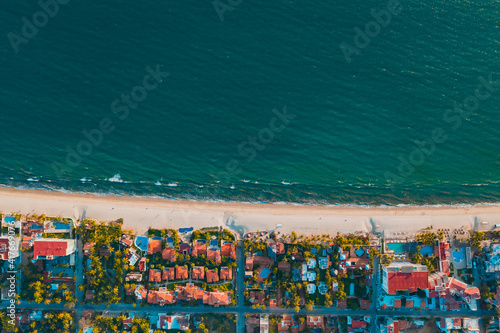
0, 187, 499, 237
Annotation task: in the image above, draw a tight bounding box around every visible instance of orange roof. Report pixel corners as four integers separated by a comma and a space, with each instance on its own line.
420, 300, 426, 309
276, 242, 285, 255
192, 266, 205, 280
204, 290, 230, 306
176, 266, 188, 280
406, 300, 414, 308
394, 299, 401, 308
207, 249, 221, 264
162, 247, 176, 262
192, 241, 207, 256
147, 239, 162, 255
307, 316, 323, 329
249, 291, 265, 305
162, 267, 175, 281
270, 298, 277, 308
149, 269, 162, 283
176, 283, 205, 301
147, 288, 176, 305
337, 300, 346, 309
206, 269, 219, 283
221, 242, 236, 259
220, 267, 233, 280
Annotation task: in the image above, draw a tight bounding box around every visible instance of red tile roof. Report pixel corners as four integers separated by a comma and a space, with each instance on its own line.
162, 267, 175, 281
221, 242, 236, 259
207, 249, 221, 264
359, 299, 370, 309
220, 267, 232, 280
406, 300, 414, 308
386, 271, 428, 294
307, 316, 323, 328
162, 247, 176, 262
351, 320, 366, 329
0, 238, 10, 260
192, 241, 207, 256
149, 269, 162, 283
394, 299, 401, 308
192, 266, 205, 280
33, 239, 72, 259
206, 269, 219, 283
147, 239, 162, 255
176, 266, 188, 280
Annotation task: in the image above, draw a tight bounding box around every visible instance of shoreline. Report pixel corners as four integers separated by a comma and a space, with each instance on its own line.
1, 186, 499, 236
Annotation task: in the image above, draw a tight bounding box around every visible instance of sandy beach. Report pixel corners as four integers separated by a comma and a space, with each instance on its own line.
0, 187, 499, 237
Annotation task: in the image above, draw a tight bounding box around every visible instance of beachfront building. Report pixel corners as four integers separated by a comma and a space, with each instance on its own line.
33, 238, 76, 260
0, 236, 20, 260
382, 262, 428, 295
485, 243, 500, 274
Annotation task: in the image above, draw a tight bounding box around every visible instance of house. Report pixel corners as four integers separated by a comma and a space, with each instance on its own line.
83, 242, 92, 256
179, 243, 191, 256
147, 239, 162, 255
278, 261, 291, 272
220, 267, 232, 280
125, 248, 140, 266
192, 266, 205, 280
307, 284, 316, 294
120, 235, 133, 248
138, 257, 147, 272
204, 289, 231, 306
278, 315, 298, 333
338, 247, 370, 275
249, 291, 265, 305
147, 287, 176, 305
382, 262, 428, 294
135, 285, 147, 300
191, 240, 207, 257
176, 266, 188, 280
307, 258, 316, 269
0, 237, 19, 260
206, 269, 219, 283
307, 316, 323, 329
318, 256, 331, 269
162, 247, 177, 262
99, 245, 112, 257
149, 269, 162, 283
221, 240, 236, 259
157, 314, 189, 330
85, 289, 94, 300
207, 249, 221, 264
485, 243, 500, 273
246, 315, 260, 333
359, 299, 370, 310
162, 267, 175, 281
176, 283, 205, 302
125, 272, 143, 282
246, 255, 274, 271
21, 236, 32, 250
33, 239, 76, 260
123, 318, 132, 330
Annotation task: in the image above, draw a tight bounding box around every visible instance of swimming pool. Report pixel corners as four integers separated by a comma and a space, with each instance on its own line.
260, 267, 271, 278
4, 217, 15, 223
420, 246, 434, 256
135, 236, 149, 251
387, 243, 405, 254
453, 250, 464, 263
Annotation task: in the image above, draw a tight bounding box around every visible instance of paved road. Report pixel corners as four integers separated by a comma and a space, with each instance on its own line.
9, 300, 495, 318
235, 240, 245, 333
370, 256, 380, 333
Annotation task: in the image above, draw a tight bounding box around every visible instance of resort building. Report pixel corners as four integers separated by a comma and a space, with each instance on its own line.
0, 236, 19, 260
382, 262, 428, 295
33, 239, 76, 260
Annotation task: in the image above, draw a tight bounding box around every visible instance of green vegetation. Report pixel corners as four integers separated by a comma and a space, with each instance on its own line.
93, 315, 149, 333
416, 232, 437, 246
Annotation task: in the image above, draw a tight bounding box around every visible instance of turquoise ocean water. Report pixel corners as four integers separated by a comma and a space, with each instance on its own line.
0, 0, 499, 205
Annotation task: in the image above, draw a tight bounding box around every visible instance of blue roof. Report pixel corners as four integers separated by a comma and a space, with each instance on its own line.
152, 236, 162, 240
179, 227, 193, 233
